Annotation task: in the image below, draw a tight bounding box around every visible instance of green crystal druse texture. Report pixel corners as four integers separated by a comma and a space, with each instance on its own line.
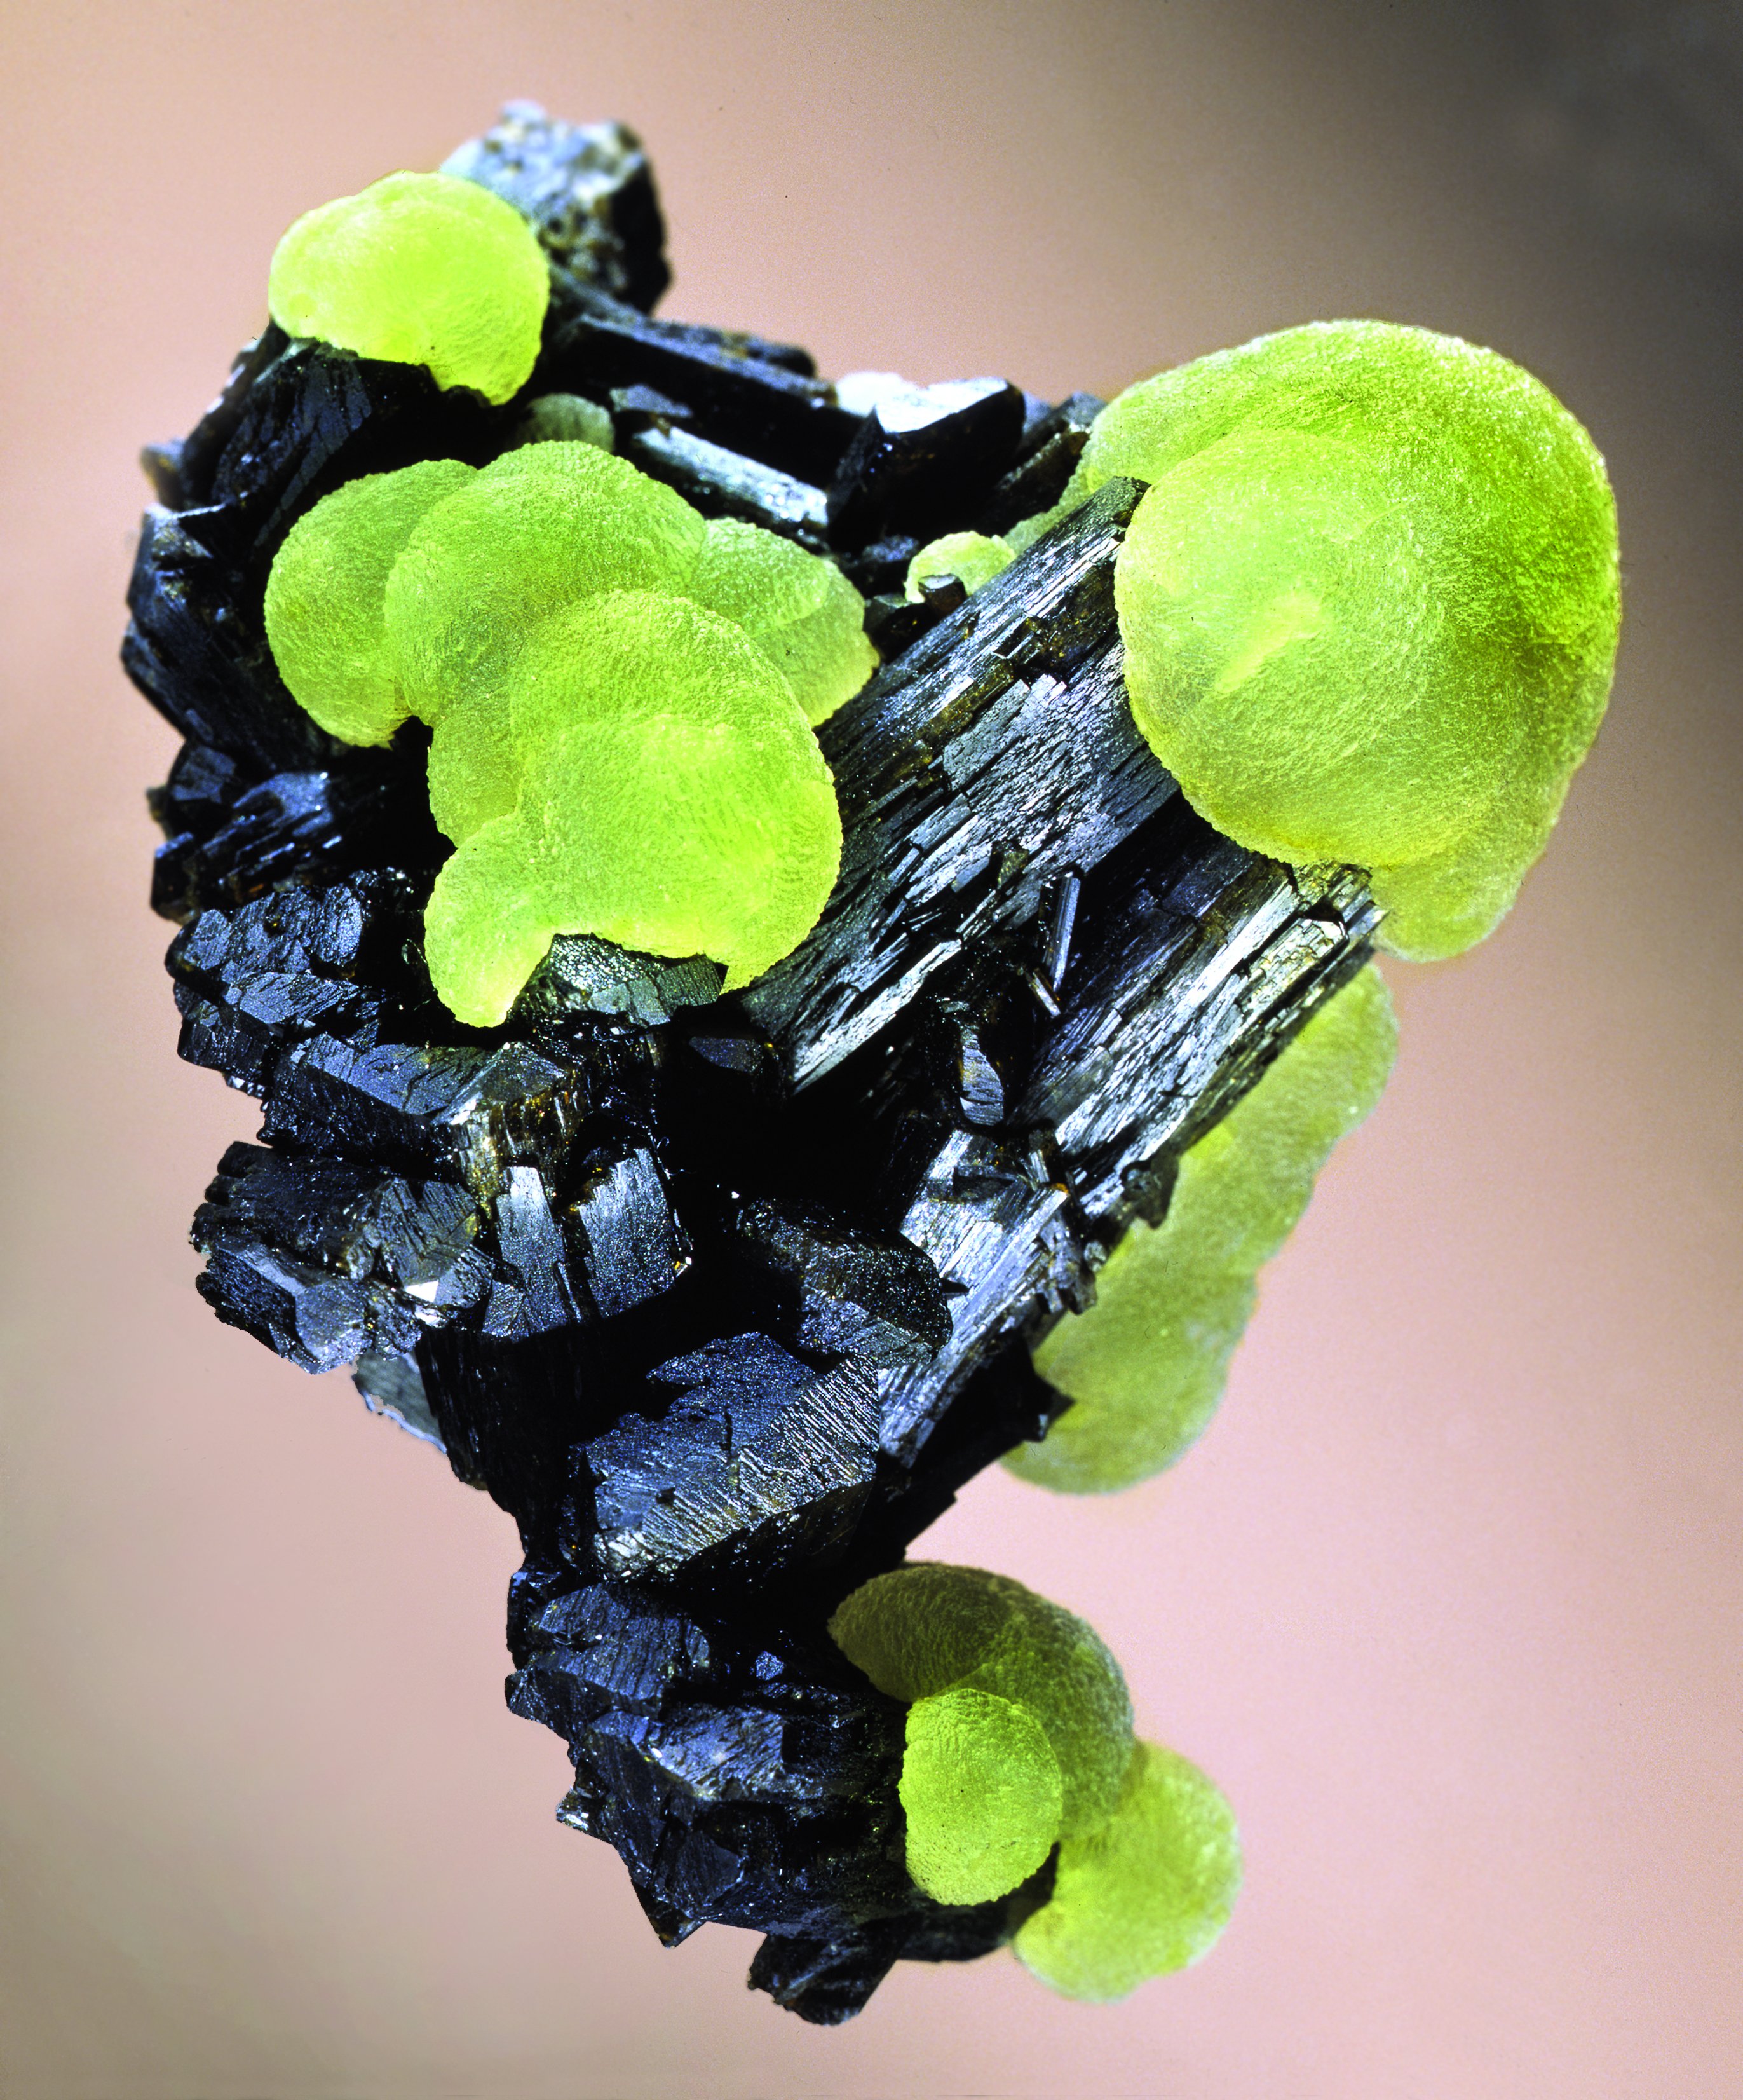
1012, 1740, 1242, 2001
424, 592, 843, 1016
830, 1564, 1240, 1998
830, 1564, 1134, 1848
268, 170, 552, 404
262, 459, 477, 748
1064, 320, 1620, 959
262, 441, 872, 1021
904, 529, 1015, 601
1014, 964, 1397, 1493
900, 1688, 1064, 1905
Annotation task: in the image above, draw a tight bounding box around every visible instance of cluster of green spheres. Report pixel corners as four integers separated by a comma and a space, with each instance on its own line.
829, 1564, 1240, 2000
264, 442, 874, 1023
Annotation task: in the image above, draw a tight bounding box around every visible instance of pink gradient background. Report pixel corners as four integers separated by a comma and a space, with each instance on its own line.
2, 4, 1739, 2095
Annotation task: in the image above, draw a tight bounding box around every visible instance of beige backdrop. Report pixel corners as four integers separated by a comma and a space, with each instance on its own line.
2, 3, 1739, 2096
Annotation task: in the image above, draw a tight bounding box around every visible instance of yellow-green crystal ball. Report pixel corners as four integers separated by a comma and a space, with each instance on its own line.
422, 592, 842, 1023
1012, 1740, 1242, 2001
268, 170, 550, 406
388, 443, 708, 842
900, 1688, 1064, 1906
904, 530, 1015, 601
262, 444, 875, 1021
1077, 320, 1620, 958
830, 1564, 1133, 1877
261, 459, 477, 746
1010, 964, 1397, 1494
689, 517, 878, 727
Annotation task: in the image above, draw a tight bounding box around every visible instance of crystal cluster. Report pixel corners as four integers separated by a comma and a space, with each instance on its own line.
129, 105, 1377, 2019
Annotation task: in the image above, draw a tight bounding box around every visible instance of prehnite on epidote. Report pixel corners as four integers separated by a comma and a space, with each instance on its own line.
263, 442, 876, 1023
1022, 320, 1620, 961
829, 1564, 1240, 2000
268, 171, 552, 406
904, 530, 1015, 601
1010, 962, 1397, 1493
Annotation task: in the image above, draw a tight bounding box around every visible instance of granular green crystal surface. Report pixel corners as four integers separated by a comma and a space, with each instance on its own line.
831, 1565, 1134, 1867
262, 460, 477, 747
424, 592, 841, 1021
900, 1688, 1064, 1904
1073, 320, 1620, 957
268, 170, 550, 404
387, 442, 707, 747
263, 441, 872, 1014
1012, 1740, 1242, 2001
689, 517, 878, 726
904, 529, 1015, 600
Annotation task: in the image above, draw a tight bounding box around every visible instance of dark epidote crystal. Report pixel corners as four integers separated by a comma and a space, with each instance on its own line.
130, 104, 1377, 2021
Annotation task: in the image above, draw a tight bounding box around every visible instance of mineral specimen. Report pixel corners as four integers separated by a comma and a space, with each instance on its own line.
128, 100, 1615, 2021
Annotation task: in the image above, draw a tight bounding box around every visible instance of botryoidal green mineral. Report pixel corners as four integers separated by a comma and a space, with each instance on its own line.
1012, 963, 1397, 1494
1022, 320, 1620, 960
829, 1564, 1240, 1998
424, 592, 843, 1011
904, 530, 1015, 601
1011, 1739, 1241, 2001
268, 170, 551, 405
264, 442, 873, 1021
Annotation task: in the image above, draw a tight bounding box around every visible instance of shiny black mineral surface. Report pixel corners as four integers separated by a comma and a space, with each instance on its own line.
130, 104, 1378, 2021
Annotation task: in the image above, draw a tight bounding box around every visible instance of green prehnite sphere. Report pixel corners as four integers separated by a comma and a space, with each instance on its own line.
1012, 1740, 1242, 2001
261, 459, 477, 746
689, 517, 878, 726
900, 1688, 1064, 1906
904, 530, 1015, 601
1075, 320, 1620, 958
262, 442, 874, 1020
422, 593, 842, 1023
268, 170, 551, 406
831, 1564, 1241, 1996
830, 1564, 1134, 1865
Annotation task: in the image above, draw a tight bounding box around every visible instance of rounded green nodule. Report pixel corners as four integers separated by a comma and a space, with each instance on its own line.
829, 1564, 1133, 1853
512, 392, 616, 452
388, 442, 708, 842
1076, 320, 1620, 959
262, 444, 874, 1023
1012, 1739, 1241, 2001
904, 530, 1015, 601
689, 517, 878, 728
900, 1688, 1064, 1906
268, 170, 550, 406
1010, 963, 1397, 1494
422, 592, 842, 1025
261, 459, 478, 746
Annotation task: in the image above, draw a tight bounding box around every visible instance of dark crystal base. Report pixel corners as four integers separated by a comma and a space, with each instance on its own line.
128, 104, 1376, 2020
